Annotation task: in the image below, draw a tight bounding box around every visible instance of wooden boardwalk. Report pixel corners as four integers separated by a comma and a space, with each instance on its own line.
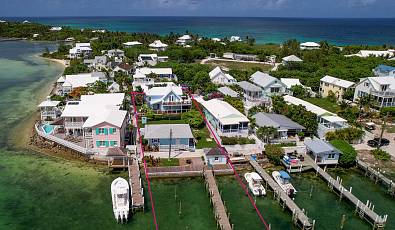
248, 157, 314, 230
147, 165, 234, 178
128, 158, 144, 210
312, 163, 387, 229
203, 169, 232, 230
356, 158, 395, 196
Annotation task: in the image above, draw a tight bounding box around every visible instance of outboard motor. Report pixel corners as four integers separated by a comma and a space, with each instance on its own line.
289, 189, 295, 199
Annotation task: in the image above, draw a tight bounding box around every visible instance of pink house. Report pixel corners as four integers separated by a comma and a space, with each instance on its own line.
91, 117, 128, 149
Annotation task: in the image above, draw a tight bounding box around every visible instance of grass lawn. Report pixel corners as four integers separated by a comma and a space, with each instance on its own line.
194, 126, 217, 149
157, 158, 180, 167
147, 119, 186, 125
205, 60, 272, 72
305, 97, 341, 113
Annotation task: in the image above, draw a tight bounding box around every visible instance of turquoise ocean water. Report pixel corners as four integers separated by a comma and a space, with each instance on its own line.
7, 16, 395, 45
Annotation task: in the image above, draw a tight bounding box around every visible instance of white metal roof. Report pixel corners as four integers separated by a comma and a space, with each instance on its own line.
178, 35, 191, 40
280, 78, 302, 89
209, 66, 235, 81
201, 99, 249, 125
144, 124, 194, 139
321, 115, 347, 123
282, 55, 303, 62
38, 100, 60, 107
149, 40, 168, 48
61, 93, 125, 118
123, 41, 142, 46
300, 42, 320, 47
62, 73, 100, 88
146, 84, 182, 97
138, 67, 172, 75
250, 71, 282, 88
82, 109, 127, 128
320, 75, 354, 89
283, 95, 333, 117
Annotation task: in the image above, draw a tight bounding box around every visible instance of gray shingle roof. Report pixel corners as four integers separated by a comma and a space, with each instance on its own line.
250, 71, 278, 88
304, 139, 337, 154
218, 86, 238, 97
237, 81, 262, 92
252, 112, 305, 130
143, 124, 194, 139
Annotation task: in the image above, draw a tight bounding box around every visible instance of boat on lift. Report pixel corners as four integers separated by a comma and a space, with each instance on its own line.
111, 177, 130, 223
244, 172, 266, 196
272, 170, 297, 198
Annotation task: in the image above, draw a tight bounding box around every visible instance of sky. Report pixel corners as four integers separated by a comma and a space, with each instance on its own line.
1, 0, 394, 18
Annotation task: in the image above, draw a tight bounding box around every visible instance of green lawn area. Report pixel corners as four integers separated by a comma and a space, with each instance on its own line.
194, 126, 217, 149
205, 60, 272, 72
147, 119, 186, 125
305, 97, 341, 113
157, 158, 180, 167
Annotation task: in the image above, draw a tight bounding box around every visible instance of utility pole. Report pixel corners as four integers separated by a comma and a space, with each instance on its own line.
169, 127, 173, 160
378, 112, 389, 149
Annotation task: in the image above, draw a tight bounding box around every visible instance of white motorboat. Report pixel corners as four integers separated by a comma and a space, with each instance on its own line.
111, 177, 130, 223
244, 172, 266, 196
272, 170, 297, 198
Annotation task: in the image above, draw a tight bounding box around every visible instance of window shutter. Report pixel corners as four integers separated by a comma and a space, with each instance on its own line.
96, 141, 100, 147
95, 128, 100, 135
105, 141, 109, 147
104, 128, 108, 135
109, 128, 114, 134
110, 141, 114, 146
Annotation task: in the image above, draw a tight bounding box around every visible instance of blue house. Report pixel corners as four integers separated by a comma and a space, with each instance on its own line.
143, 124, 195, 152
304, 139, 341, 165
373, 64, 395, 77
145, 84, 191, 113
205, 147, 228, 166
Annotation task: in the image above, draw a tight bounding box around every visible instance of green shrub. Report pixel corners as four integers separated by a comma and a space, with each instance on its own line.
330, 139, 357, 167
380, 107, 395, 117
221, 136, 255, 145
264, 144, 284, 165
325, 127, 364, 143
371, 149, 391, 161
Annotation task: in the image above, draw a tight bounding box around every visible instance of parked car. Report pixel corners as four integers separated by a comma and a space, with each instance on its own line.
367, 138, 390, 147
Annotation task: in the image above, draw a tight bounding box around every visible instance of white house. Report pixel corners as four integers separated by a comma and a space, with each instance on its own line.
108, 82, 121, 93
237, 81, 270, 109
145, 84, 191, 113
113, 63, 133, 74
283, 95, 348, 138
69, 43, 92, 59
204, 147, 228, 166
176, 35, 192, 45
106, 49, 125, 59
84, 56, 108, 70
230, 36, 242, 42
137, 67, 175, 80
300, 42, 320, 50
123, 41, 142, 48
59, 93, 128, 154
346, 50, 395, 58
282, 55, 303, 66
149, 40, 168, 51
201, 99, 249, 137
49, 26, 62, 31
56, 72, 106, 95
209, 67, 236, 85
353, 76, 395, 108
137, 54, 168, 66
250, 71, 287, 96
373, 64, 395, 77
38, 97, 61, 121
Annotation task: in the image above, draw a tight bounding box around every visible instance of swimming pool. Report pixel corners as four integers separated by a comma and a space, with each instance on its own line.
42, 124, 54, 134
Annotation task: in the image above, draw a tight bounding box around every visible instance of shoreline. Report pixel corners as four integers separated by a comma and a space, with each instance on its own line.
38, 55, 67, 67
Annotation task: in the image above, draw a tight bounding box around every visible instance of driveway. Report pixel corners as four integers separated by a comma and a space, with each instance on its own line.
353, 124, 395, 158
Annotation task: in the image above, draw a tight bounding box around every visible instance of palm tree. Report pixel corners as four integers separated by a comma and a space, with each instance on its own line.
256, 126, 278, 143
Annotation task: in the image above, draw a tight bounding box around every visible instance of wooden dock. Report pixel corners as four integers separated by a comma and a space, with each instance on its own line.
147, 165, 234, 178
203, 169, 232, 230
312, 163, 387, 229
248, 157, 314, 230
128, 158, 144, 210
356, 158, 395, 196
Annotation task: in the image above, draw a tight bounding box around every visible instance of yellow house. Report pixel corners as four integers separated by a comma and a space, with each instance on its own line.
319, 75, 354, 99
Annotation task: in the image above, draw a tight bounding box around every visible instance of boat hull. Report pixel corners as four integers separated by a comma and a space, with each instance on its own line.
244, 172, 266, 196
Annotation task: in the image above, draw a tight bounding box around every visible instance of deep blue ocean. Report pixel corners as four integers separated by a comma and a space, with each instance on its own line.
6, 16, 395, 45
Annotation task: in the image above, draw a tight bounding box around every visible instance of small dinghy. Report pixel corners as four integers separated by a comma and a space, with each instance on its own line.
111, 177, 130, 223
244, 172, 266, 196
272, 170, 297, 198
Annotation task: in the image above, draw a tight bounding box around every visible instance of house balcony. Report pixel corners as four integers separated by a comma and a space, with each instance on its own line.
64, 121, 85, 128
370, 90, 395, 97
162, 100, 191, 106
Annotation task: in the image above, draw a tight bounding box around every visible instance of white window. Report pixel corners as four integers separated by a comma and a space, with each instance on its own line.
98, 141, 106, 147
169, 95, 175, 102
98, 128, 105, 135
327, 153, 336, 159
364, 82, 369, 87
214, 157, 219, 161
